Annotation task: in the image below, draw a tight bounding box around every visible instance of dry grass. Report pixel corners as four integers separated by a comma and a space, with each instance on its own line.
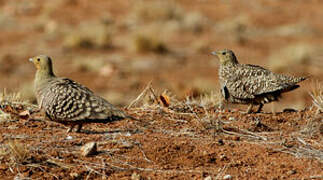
0, 89, 24, 103
18, 82, 36, 104
131, 31, 168, 54
7, 140, 30, 165
0, 140, 30, 166
310, 82, 323, 112
0, 89, 34, 107
0, 109, 12, 123
0, 86, 322, 178
123, 0, 210, 55
214, 15, 250, 44
0, 89, 36, 123
195, 91, 222, 108
267, 44, 323, 73
72, 57, 106, 72
0, 90, 20, 123
300, 115, 322, 138
130, 1, 183, 24
269, 23, 315, 37
128, 23, 169, 54
127, 1, 209, 32
127, 82, 175, 108
63, 22, 113, 50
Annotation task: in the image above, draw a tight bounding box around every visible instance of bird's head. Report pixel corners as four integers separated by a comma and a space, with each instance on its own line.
29, 55, 55, 76
211, 49, 239, 66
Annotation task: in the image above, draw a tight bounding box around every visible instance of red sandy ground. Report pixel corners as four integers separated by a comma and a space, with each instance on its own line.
0, 0, 322, 179
0, 102, 322, 179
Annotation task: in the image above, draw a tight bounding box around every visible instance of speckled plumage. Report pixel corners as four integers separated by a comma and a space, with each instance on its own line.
30, 55, 128, 132
211, 49, 306, 113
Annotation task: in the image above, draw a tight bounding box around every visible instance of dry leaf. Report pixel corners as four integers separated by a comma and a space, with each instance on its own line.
18, 110, 30, 120
159, 94, 170, 107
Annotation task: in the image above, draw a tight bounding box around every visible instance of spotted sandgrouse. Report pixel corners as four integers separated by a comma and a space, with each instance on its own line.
30, 55, 130, 132
211, 49, 306, 113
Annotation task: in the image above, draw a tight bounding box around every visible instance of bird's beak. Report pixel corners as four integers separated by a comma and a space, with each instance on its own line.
211, 51, 217, 56
29, 58, 33, 62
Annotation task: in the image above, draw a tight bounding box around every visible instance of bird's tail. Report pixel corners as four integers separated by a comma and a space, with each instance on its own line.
114, 109, 140, 121
293, 76, 308, 83
281, 84, 300, 93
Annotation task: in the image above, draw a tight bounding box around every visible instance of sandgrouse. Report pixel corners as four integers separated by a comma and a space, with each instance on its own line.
211, 49, 306, 113
30, 55, 130, 132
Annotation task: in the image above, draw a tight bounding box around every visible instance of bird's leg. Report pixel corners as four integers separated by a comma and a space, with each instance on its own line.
75, 124, 83, 133
30, 102, 42, 114
34, 98, 43, 113
256, 104, 264, 113
246, 104, 254, 114
67, 124, 75, 133
219, 99, 225, 111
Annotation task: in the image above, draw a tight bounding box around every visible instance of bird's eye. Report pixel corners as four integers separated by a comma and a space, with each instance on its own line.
37, 58, 40, 61
222, 52, 226, 55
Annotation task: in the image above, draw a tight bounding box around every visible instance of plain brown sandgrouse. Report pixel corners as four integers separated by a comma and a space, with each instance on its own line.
30, 55, 130, 132
211, 49, 307, 113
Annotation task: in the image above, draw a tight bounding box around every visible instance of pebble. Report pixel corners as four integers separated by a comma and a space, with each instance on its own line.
228, 117, 235, 121
81, 142, 97, 157
219, 154, 228, 161
223, 174, 232, 179
287, 169, 297, 176
131, 172, 141, 180
65, 136, 73, 140
70, 172, 79, 178
204, 176, 212, 180
125, 132, 132, 136
121, 141, 134, 149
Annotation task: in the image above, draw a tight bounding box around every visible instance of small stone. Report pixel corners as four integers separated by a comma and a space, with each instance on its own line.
18, 110, 30, 120
14, 174, 26, 180
228, 117, 235, 121
121, 141, 133, 149
204, 176, 212, 180
131, 172, 141, 180
70, 172, 79, 178
81, 142, 97, 157
287, 169, 297, 176
66, 136, 73, 140
8, 125, 18, 130
223, 174, 232, 179
219, 154, 228, 161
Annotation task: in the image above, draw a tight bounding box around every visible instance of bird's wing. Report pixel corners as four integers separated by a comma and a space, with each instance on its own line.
41, 78, 125, 122
225, 64, 299, 99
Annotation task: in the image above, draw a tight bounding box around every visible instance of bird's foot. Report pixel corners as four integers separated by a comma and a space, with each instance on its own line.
29, 108, 42, 114
66, 125, 75, 133
218, 105, 224, 111
255, 104, 264, 113
66, 124, 82, 133
244, 104, 254, 114
75, 124, 82, 133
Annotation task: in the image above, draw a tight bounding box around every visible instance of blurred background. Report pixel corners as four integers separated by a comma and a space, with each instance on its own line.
0, 0, 322, 112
